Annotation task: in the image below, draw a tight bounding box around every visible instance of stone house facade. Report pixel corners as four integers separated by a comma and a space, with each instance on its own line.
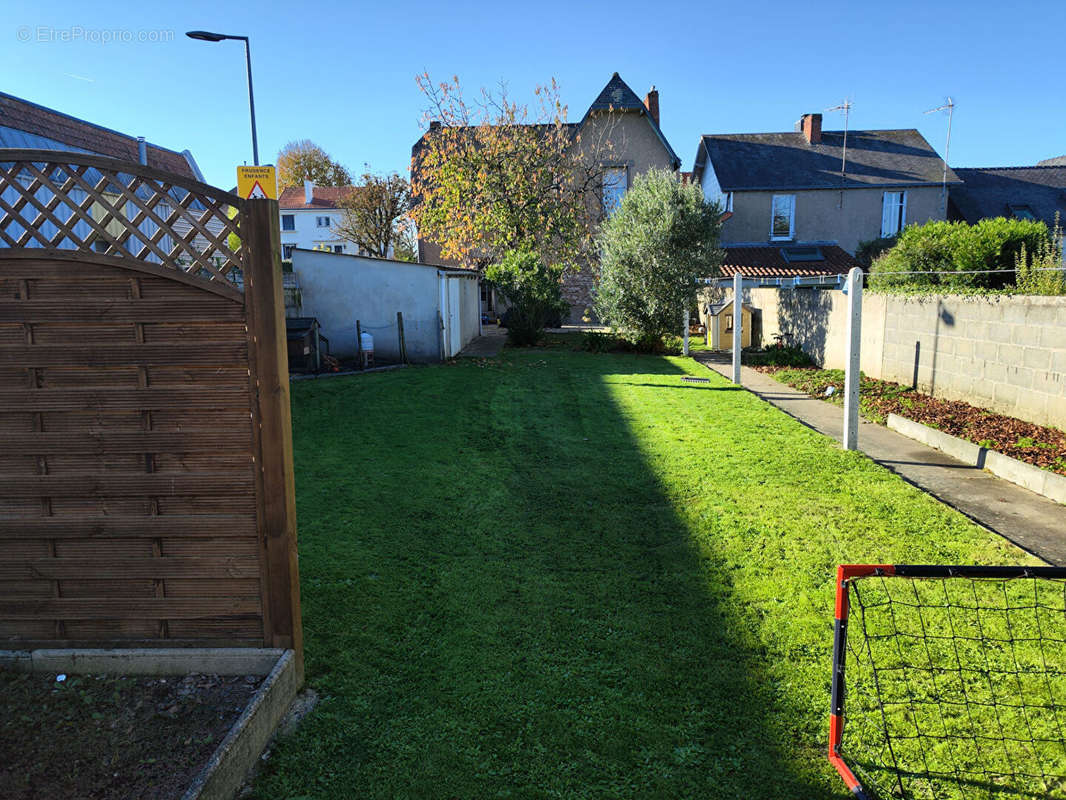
410, 73, 681, 321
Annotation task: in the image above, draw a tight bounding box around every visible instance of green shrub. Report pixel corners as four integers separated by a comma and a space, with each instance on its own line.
869, 217, 1052, 292
485, 249, 569, 346
596, 169, 723, 346
1015, 216, 1066, 296
744, 344, 813, 368
855, 236, 897, 268
580, 330, 618, 353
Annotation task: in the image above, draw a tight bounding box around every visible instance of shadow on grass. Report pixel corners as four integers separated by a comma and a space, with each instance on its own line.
254, 350, 831, 799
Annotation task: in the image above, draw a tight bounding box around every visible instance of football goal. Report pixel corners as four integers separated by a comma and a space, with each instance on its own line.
829, 564, 1066, 799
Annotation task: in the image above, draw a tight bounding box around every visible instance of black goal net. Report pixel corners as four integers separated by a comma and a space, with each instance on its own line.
829, 565, 1066, 800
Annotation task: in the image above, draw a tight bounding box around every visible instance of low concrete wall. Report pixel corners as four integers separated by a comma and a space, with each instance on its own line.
887, 414, 1066, 505
292, 249, 479, 363
736, 288, 1066, 429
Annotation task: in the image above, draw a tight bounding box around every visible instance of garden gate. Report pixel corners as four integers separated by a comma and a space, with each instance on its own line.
0, 150, 302, 676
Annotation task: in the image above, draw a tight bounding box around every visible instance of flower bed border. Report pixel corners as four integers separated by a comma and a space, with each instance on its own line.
887, 414, 1066, 505
0, 648, 301, 800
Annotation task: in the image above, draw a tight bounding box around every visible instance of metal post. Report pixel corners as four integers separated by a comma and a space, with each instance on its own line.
732, 272, 743, 384
843, 267, 863, 451
682, 308, 690, 356
243, 38, 259, 166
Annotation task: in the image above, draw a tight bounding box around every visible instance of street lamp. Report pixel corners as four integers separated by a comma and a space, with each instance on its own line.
186, 30, 260, 166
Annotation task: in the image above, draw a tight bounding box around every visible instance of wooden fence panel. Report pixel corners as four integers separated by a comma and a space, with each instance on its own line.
0, 151, 301, 672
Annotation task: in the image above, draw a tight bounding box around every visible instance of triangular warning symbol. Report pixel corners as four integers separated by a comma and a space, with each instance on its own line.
246, 180, 268, 200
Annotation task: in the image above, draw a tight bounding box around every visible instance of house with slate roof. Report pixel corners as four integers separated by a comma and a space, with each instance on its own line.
950, 165, 1066, 233
411, 73, 681, 320
692, 113, 958, 257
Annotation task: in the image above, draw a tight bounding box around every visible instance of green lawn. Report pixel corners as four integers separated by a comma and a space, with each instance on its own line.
251, 347, 1040, 799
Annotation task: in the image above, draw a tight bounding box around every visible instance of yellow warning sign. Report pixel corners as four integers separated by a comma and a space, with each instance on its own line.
237, 166, 277, 200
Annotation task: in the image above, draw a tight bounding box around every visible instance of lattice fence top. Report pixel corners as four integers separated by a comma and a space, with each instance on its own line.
0, 149, 246, 292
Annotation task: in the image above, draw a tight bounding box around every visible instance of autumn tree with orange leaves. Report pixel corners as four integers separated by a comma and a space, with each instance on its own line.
410, 74, 615, 270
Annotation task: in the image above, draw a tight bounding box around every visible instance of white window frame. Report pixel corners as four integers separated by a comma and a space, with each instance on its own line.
602, 166, 628, 216
316, 215, 331, 228
332, 244, 344, 253
724, 191, 733, 212
770, 194, 795, 241
281, 214, 295, 231
881, 191, 907, 238
282, 243, 296, 259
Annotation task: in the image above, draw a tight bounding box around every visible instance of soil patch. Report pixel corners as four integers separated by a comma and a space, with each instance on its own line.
754, 366, 1066, 475
0, 671, 261, 800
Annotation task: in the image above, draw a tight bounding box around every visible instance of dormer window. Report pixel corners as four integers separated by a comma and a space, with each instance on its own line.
1008, 204, 1036, 221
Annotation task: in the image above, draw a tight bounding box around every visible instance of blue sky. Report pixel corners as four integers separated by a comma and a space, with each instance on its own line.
5, 0, 1064, 189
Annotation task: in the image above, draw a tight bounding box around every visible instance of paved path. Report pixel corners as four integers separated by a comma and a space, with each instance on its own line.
694, 352, 1066, 566
458, 324, 507, 358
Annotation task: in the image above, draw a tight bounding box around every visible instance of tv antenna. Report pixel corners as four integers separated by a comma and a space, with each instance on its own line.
925, 97, 955, 212
826, 99, 853, 207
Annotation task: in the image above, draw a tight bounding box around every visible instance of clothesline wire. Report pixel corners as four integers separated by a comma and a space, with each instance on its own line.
867, 265, 1066, 277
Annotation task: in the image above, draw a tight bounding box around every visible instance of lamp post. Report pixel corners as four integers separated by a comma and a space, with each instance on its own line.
186, 30, 259, 166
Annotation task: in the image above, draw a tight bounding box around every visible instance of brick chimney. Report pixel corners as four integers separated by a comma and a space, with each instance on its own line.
304, 179, 314, 205
644, 86, 659, 125
798, 113, 822, 144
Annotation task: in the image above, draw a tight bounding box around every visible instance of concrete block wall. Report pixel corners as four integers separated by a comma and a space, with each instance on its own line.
876, 295, 1066, 428
739, 288, 1066, 429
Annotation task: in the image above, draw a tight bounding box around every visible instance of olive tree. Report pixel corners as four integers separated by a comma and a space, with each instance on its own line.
595, 169, 723, 345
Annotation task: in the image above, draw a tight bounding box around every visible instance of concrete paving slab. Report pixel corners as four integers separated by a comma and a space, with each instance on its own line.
694, 352, 1066, 566
458, 324, 507, 358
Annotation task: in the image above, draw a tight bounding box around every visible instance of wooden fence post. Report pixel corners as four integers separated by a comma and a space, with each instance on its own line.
244, 198, 304, 684
397, 311, 408, 364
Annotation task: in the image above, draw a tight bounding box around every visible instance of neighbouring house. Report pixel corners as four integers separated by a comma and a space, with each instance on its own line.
278, 181, 363, 260
0, 91, 227, 265
291, 248, 480, 362
697, 243, 861, 347
692, 113, 957, 255
949, 165, 1066, 232
411, 72, 681, 321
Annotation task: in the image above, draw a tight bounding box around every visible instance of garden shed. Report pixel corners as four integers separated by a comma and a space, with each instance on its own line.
292, 248, 480, 362
704, 298, 754, 350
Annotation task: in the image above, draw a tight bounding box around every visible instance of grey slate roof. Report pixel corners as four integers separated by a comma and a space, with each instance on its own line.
950, 166, 1066, 229
696, 129, 957, 191
586, 72, 647, 114
580, 73, 679, 168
